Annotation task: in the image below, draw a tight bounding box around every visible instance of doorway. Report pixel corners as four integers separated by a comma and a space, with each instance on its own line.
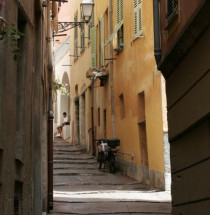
137, 92, 149, 168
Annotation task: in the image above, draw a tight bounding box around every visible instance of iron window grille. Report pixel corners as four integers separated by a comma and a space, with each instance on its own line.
166, 0, 178, 23
14, 181, 23, 215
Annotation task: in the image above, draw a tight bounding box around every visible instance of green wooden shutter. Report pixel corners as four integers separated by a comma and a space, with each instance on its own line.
90, 26, 96, 68
101, 14, 105, 67
81, 11, 85, 51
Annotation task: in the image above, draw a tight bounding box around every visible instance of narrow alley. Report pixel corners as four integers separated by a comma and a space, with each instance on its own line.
50, 138, 171, 215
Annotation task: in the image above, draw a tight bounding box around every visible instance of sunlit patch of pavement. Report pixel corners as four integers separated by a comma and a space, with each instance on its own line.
53, 190, 171, 203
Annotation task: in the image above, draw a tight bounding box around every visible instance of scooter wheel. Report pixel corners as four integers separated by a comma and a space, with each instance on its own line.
98, 162, 102, 169
109, 159, 116, 173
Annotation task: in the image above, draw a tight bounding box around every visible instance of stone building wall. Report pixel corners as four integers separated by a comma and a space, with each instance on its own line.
157, 0, 210, 213
0, 0, 49, 214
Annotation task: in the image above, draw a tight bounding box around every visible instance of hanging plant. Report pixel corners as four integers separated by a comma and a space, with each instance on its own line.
0, 0, 6, 13
0, 1, 24, 61
0, 24, 24, 61
52, 79, 70, 96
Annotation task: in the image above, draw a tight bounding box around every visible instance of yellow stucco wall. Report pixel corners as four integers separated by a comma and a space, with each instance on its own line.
70, 0, 166, 179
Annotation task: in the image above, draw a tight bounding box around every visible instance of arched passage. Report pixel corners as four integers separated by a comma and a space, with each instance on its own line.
60, 72, 70, 121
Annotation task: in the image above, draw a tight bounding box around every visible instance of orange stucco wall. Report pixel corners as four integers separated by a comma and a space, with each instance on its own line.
70, 0, 167, 179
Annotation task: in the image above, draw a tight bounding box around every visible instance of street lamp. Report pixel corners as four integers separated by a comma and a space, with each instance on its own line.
57, 0, 94, 33
81, 0, 95, 21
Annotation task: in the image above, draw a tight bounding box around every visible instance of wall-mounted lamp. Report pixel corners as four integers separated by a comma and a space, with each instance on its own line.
57, 0, 94, 33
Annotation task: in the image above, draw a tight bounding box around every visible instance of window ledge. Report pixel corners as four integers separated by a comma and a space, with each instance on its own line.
132, 34, 144, 43
80, 48, 85, 54
114, 47, 124, 55
138, 118, 146, 124
74, 57, 78, 62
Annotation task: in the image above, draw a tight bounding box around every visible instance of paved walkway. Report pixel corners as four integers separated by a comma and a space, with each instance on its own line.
50, 138, 171, 215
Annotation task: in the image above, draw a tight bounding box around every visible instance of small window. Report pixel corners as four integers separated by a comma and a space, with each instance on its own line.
104, 109, 107, 138
14, 181, 23, 215
98, 108, 100, 126
166, 0, 178, 23
119, 94, 125, 118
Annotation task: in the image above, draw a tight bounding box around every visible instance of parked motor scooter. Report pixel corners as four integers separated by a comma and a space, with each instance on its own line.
97, 138, 120, 173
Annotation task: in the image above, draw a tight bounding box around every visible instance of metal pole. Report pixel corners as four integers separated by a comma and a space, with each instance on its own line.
47, 0, 54, 211
153, 0, 162, 63
91, 79, 95, 155
48, 113, 54, 211
109, 0, 116, 138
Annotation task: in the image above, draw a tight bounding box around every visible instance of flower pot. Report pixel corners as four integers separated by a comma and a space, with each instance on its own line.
0, 16, 6, 33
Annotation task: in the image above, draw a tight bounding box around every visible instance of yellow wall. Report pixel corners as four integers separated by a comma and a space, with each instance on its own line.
70, 0, 166, 180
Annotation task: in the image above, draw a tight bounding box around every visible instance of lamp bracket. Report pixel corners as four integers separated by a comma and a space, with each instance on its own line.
57, 21, 87, 33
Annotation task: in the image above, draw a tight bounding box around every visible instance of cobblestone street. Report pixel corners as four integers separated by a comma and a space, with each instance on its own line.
50, 138, 171, 215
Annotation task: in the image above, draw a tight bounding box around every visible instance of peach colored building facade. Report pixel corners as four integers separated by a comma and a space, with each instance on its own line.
69, 0, 169, 189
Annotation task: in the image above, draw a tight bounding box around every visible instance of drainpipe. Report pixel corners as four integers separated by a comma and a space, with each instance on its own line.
153, 0, 162, 64
47, 0, 54, 211
91, 79, 95, 155
109, 0, 116, 138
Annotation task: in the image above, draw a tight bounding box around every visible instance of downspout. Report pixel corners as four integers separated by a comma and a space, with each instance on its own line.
153, 0, 162, 64
109, 0, 116, 138
47, 0, 54, 211
91, 79, 95, 155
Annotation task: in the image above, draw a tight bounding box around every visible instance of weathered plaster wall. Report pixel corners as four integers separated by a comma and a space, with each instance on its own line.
0, 1, 49, 214
163, 23, 210, 213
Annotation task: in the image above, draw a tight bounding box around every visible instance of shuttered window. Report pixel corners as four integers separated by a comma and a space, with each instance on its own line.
117, 0, 123, 24
101, 14, 105, 66
80, 11, 85, 52
134, 0, 143, 38
88, 15, 94, 41
166, 0, 178, 23
116, 0, 124, 52
90, 26, 96, 68
74, 14, 78, 59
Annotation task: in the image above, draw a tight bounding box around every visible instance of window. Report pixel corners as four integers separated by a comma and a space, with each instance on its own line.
115, 0, 124, 53
90, 26, 96, 68
101, 14, 105, 67
74, 14, 78, 59
98, 108, 100, 126
14, 181, 23, 215
103, 109, 107, 138
166, 0, 178, 23
80, 11, 85, 52
119, 94, 125, 118
88, 14, 94, 41
134, 0, 143, 39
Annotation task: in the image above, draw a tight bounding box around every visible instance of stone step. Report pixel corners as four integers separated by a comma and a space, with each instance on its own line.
53, 160, 97, 164
51, 201, 171, 214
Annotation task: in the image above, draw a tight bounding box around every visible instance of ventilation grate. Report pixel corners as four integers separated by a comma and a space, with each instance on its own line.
166, 0, 178, 21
